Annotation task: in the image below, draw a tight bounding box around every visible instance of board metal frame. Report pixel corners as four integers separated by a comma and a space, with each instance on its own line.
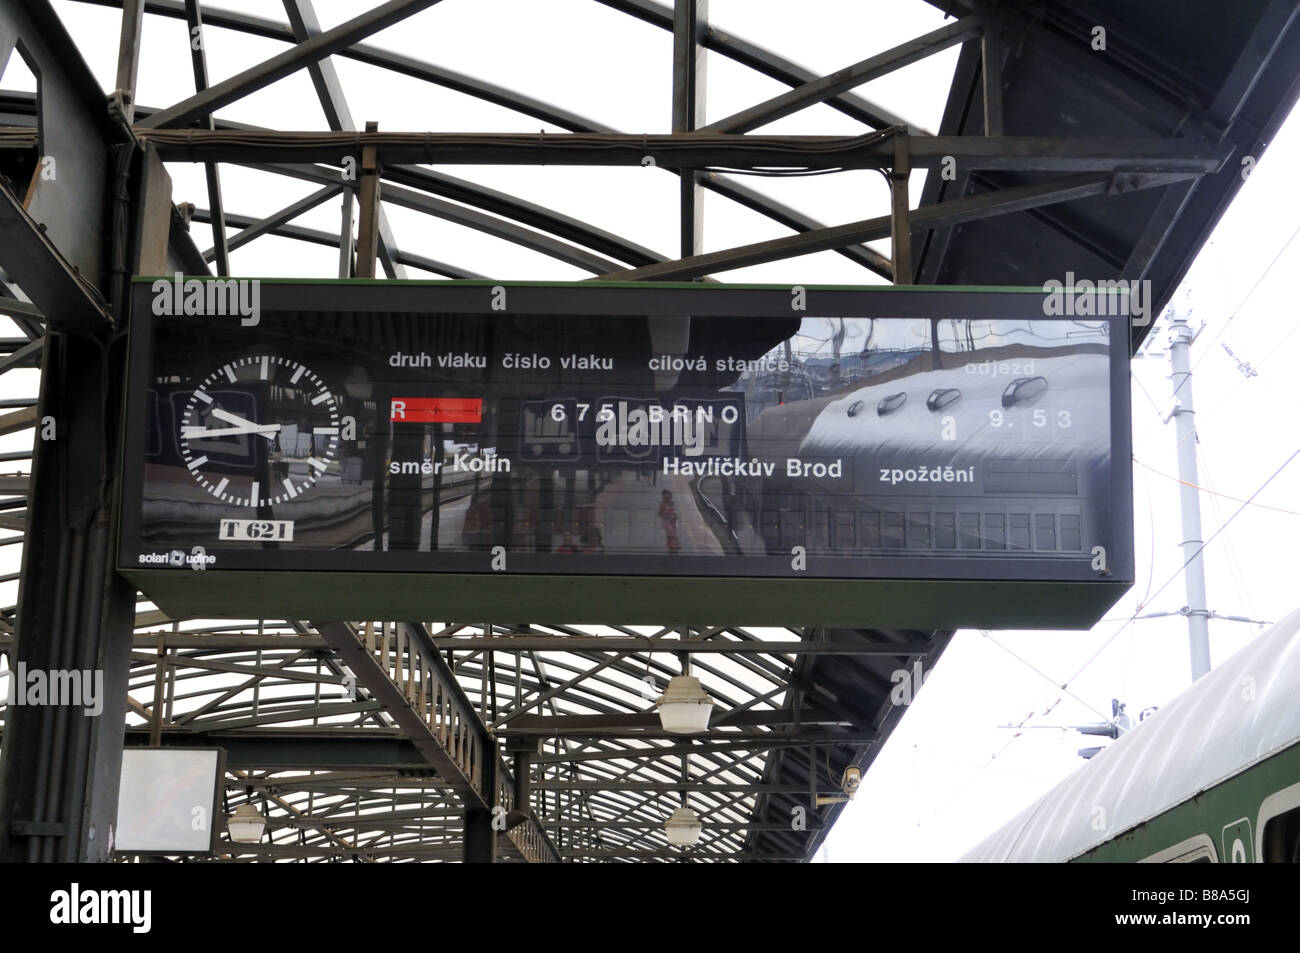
117, 278, 1134, 628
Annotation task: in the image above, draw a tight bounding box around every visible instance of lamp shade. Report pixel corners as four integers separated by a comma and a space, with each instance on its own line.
656, 675, 713, 734
227, 802, 267, 843
664, 806, 703, 847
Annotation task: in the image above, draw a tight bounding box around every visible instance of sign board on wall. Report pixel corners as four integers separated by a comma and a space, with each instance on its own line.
118, 279, 1134, 627
115, 747, 224, 854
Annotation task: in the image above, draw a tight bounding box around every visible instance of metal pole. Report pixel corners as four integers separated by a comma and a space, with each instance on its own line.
1167, 315, 1211, 679
672, 0, 708, 259
356, 120, 381, 279
889, 128, 912, 285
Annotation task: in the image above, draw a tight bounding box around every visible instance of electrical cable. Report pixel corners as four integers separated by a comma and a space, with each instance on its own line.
1132, 455, 1300, 517
1042, 442, 1300, 717
979, 631, 1114, 724
1159, 315, 1300, 459
1134, 222, 1300, 450
1186, 221, 1300, 379
1199, 455, 1262, 628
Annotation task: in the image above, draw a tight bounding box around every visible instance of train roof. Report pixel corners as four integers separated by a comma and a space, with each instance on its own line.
961, 605, 1300, 862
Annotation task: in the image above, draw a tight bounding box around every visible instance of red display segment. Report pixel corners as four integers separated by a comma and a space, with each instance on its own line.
390, 397, 482, 423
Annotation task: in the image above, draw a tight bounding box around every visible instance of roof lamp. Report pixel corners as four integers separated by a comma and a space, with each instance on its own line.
664, 806, 703, 847
656, 675, 713, 734
227, 802, 267, 844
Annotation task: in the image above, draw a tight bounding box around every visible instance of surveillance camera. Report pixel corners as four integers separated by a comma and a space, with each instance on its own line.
842, 766, 862, 797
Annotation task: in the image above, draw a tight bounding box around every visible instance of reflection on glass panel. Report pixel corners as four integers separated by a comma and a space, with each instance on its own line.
132, 304, 1117, 575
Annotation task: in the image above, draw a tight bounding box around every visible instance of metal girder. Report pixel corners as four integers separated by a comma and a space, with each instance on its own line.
239, 158, 665, 270
890, 130, 913, 284
0, 0, 118, 286
81, 0, 618, 132
0, 184, 109, 332
537, 782, 807, 793
220, 842, 464, 860
282, 0, 405, 279
114, 0, 145, 123
313, 621, 559, 862
531, 737, 876, 765
182, 0, 231, 276
121, 633, 329, 648
189, 205, 484, 278
79, 0, 912, 132
596, 170, 1197, 281
123, 729, 430, 771
126, 118, 1212, 285
703, 171, 893, 279
544, 819, 822, 831
0, 336, 41, 373
980, 21, 1004, 137
105, 20, 892, 275
501, 708, 858, 735
597, 0, 917, 131
672, 0, 706, 258
0, 296, 43, 323
0, 406, 35, 436
138, 0, 445, 129
373, 179, 625, 274
702, 16, 983, 134
562, 847, 803, 860
913, 38, 981, 286
187, 143, 633, 272
201, 183, 341, 261
134, 129, 1227, 172
433, 637, 928, 654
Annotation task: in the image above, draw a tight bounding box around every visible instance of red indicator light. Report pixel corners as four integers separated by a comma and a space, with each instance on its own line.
391, 397, 482, 423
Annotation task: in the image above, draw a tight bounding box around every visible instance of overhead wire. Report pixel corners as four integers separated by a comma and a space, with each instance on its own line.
1041, 441, 1300, 718
1199, 455, 1263, 629
979, 631, 1114, 724
1133, 220, 1300, 451
1132, 455, 1300, 517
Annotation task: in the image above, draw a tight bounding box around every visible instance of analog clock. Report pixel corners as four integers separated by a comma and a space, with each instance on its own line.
179, 356, 341, 507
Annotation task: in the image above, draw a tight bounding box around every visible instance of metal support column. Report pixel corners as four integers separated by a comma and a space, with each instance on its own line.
0, 130, 172, 862
0, 330, 136, 862
889, 129, 912, 284
462, 807, 496, 863
114, 0, 145, 123
464, 740, 498, 863
981, 26, 1004, 137
183, 0, 231, 276
673, 0, 708, 258
513, 748, 531, 815
356, 120, 382, 279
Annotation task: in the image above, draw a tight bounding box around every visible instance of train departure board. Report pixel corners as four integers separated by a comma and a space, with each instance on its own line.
118, 279, 1135, 627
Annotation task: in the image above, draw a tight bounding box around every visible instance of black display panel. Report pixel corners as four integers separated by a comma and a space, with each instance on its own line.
118, 279, 1134, 627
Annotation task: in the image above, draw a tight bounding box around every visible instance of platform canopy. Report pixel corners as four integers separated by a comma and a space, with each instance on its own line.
0, 0, 1296, 862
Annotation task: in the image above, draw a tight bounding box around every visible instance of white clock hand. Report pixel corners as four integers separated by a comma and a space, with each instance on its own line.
211, 407, 272, 431
182, 423, 281, 438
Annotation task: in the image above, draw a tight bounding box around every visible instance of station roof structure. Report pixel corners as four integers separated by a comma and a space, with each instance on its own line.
0, 0, 1297, 862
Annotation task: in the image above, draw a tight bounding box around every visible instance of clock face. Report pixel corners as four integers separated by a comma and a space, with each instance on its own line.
179, 356, 341, 507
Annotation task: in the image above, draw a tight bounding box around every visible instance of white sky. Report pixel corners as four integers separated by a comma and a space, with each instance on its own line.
3, 0, 1297, 861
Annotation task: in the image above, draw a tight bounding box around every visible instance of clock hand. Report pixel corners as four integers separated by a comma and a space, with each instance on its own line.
182, 423, 281, 438
211, 407, 266, 431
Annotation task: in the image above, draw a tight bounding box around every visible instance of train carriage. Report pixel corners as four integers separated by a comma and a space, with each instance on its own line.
962, 606, 1300, 863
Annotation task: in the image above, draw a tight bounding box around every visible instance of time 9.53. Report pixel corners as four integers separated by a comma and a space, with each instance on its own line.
988, 408, 1072, 428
